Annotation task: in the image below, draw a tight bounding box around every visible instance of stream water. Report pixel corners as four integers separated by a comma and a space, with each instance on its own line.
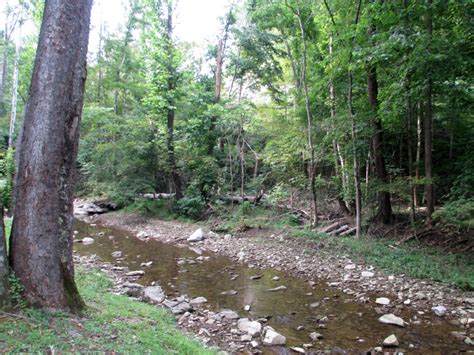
74, 220, 462, 353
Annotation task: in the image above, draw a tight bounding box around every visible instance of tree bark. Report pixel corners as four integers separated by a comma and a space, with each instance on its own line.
289, 2, 318, 226
10, 0, 92, 312
164, 0, 182, 200
424, 0, 434, 226
367, 8, 392, 224
415, 101, 423, 207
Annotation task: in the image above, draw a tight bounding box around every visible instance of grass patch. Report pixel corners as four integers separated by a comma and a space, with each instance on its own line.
292, 227, 474, 290
0, 268, 214, 354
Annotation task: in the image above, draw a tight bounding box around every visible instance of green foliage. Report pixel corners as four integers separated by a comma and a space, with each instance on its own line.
8, 272, 26, 310
292, 228, 474, 290
175, 195, 206, 220
0, 148, 15, 209
0, 268, 213, 353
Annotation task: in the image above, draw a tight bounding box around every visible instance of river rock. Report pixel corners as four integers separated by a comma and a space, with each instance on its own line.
136, 231, 149, 240
218, 309, 240, 320
272, 276, 280, 281
361, 271, 375, 278
187, 228, 204, 242
383, 334, 399, 347
376, 297, 391, 305
111, 251, 122, 258
309, 332, 323, 341
190, 297, 208, 305
290, 347, 305, 353
267, 286, 287, 292
241, 334, 252, 342
432, 305, 447, 316
81, 237, 95, 245
238, 318, 262, 337
126, 270, 145, 277
262, 326, 286, 346
378, 314, 405, 327
220, 290, 238, 295
163, 299, 192, 315
244, 305, 251, 311
122, 282, 144, 297
345, 264, 356, 270
143, 286, 165, 303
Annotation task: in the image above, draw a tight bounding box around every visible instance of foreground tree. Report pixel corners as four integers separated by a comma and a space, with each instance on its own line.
9, 0, 93, 311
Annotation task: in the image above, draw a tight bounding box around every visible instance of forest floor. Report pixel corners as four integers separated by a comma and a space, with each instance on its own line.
91, 209, 474, 351
0, 266, 213, 354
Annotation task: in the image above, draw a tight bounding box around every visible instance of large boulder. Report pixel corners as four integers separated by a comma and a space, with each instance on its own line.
143, 286, 165, 303
378, 314, 405, 327
238, 318, 262, 337
262, 326, 286, 346
187, 228, 205, 242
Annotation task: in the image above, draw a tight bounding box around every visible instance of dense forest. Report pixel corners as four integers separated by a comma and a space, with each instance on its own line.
0, 0, 473, 352
1, 0, 473, 236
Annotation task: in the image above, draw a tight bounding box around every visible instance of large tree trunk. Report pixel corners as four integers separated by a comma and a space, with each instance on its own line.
0, 200, 8, 308
424, 0, 434, 226
165, 1, 182, 200
367, 12, 392, 224
10, 0, 92, 312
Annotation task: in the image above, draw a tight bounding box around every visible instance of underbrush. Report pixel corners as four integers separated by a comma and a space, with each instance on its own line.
207, 204, 474, 291
292, 227, 474, 291
0, 268, 213, 354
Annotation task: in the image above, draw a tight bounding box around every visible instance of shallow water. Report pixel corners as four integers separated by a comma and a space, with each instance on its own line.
74, 220, 464, 353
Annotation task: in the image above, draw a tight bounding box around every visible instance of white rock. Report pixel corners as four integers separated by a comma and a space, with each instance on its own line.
262, 326, 286, 346
244, 305, 251, 311
361, 271, 375, 278
190, 297, 208, 305
250, 340, 259, 348
238, 318, 262, 337
376, 297, 391, 305
267, 286, 287, 292
187, 228, 204, 242
272, 276, 280, 281
81, 237, 94, 245
290, 347, 305, 353
432, 305, 447, 316
111, 251, 122, 258
378, 314, 405, 327
345, 264, 356, 270
383, 334, 399, 347
136, 231, 149, 239
309, 332, 323, 341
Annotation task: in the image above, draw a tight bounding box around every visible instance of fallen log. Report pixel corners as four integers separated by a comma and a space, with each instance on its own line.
141, 193, 175, 200
330, 225, 349, 236
339, 227, 357, 236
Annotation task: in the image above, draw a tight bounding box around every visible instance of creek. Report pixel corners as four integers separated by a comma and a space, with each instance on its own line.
74, 220, 461, 353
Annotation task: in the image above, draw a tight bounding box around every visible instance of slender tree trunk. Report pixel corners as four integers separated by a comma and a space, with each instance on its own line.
367, 13, 392, 224
349, 71, 362, 237
329, 34, 350, 216
0, 199, 8, 308
415, 101, 423, 207
165, 1, 182, 200
10, 0, 92, 312
291, 3, 318, 226
0, 10, 10, 117
8, 28, 21, 148
208, 11, 232, 156
424, 0, 434, 226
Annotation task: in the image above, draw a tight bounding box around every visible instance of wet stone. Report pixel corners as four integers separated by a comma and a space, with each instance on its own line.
378, 314, 405, 327
383, 334, 399, 347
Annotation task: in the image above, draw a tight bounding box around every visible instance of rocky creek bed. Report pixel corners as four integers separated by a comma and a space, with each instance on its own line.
73, 211, 474, 354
